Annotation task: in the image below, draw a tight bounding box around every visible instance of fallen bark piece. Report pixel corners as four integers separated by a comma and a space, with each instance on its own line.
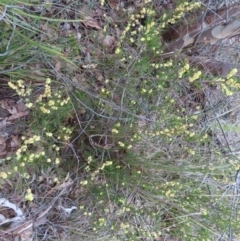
163, 3, 240, 55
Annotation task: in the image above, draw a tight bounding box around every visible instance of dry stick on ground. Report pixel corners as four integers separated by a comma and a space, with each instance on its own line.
160, 3, 240, 76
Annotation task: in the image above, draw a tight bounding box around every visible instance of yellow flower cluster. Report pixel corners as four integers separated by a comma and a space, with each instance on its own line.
111, 122, 120, 134
16, 135, 41, 161
163, 60, 173, 67
0, 172, 7, 179
15, 135, 60, 166
160, 2, 200, 28
80, 180, 88, 186
100, 161, 112, 170
46, 132, 53, 137
98, 217, 106, 227
140, 4, 155, 16
43, 78, 51, 97
162, 13, 167, 20
52, 144, 60, 151
118, 141, 125, 147
9, 78, 70, 114
226, 78, 240, 89
220, 83, 233, 96
115, 47, 121, 54
25, 188, 34, 201
151, 63, 160, 68
8, 80, 32, 97
175, 2, 201, 12
165, 189, 175, 198
189, 70, 201, 82
168, 2, 201, 24
22, 135, 41, 144
162, 181, 180, 198
57, 126, 73, 141
8, 80, 33, 108
85, 156, 114, 180
227, 68, 238, 79
115, 5, 154, 54
188, 149, 195, 155
178, 63, 190, 78
112, 128, 118, 133
115, 21, 131, 54
218, 68, 240, 96
36, 79, 70, 114
216, 78, 225, 82
23, 173, 30, 179
55, 157, 60, 164
19, 150, 45, 163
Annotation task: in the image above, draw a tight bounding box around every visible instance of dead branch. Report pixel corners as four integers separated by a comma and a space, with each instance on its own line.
163, 3, 240, 54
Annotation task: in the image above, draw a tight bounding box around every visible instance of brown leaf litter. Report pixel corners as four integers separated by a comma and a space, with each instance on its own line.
0, 98, 29, 156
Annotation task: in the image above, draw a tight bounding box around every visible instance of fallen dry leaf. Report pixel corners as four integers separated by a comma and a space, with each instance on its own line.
0, 119, 7, 129
0, 100, 7, 109
16, 102, 26, 113
7, 106, 18, 115
103, 35, 115, 47
30, 66, 46, 77
0, 136, 5, 145
10, 135, 19, 149
55, 60, 62, 71
1, 99, 21, 115
96, 71, 104, 82
0, 136, 6, 153
8, 111, 29, 121
83, 16, 102, 29
0, 99, 12, 109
